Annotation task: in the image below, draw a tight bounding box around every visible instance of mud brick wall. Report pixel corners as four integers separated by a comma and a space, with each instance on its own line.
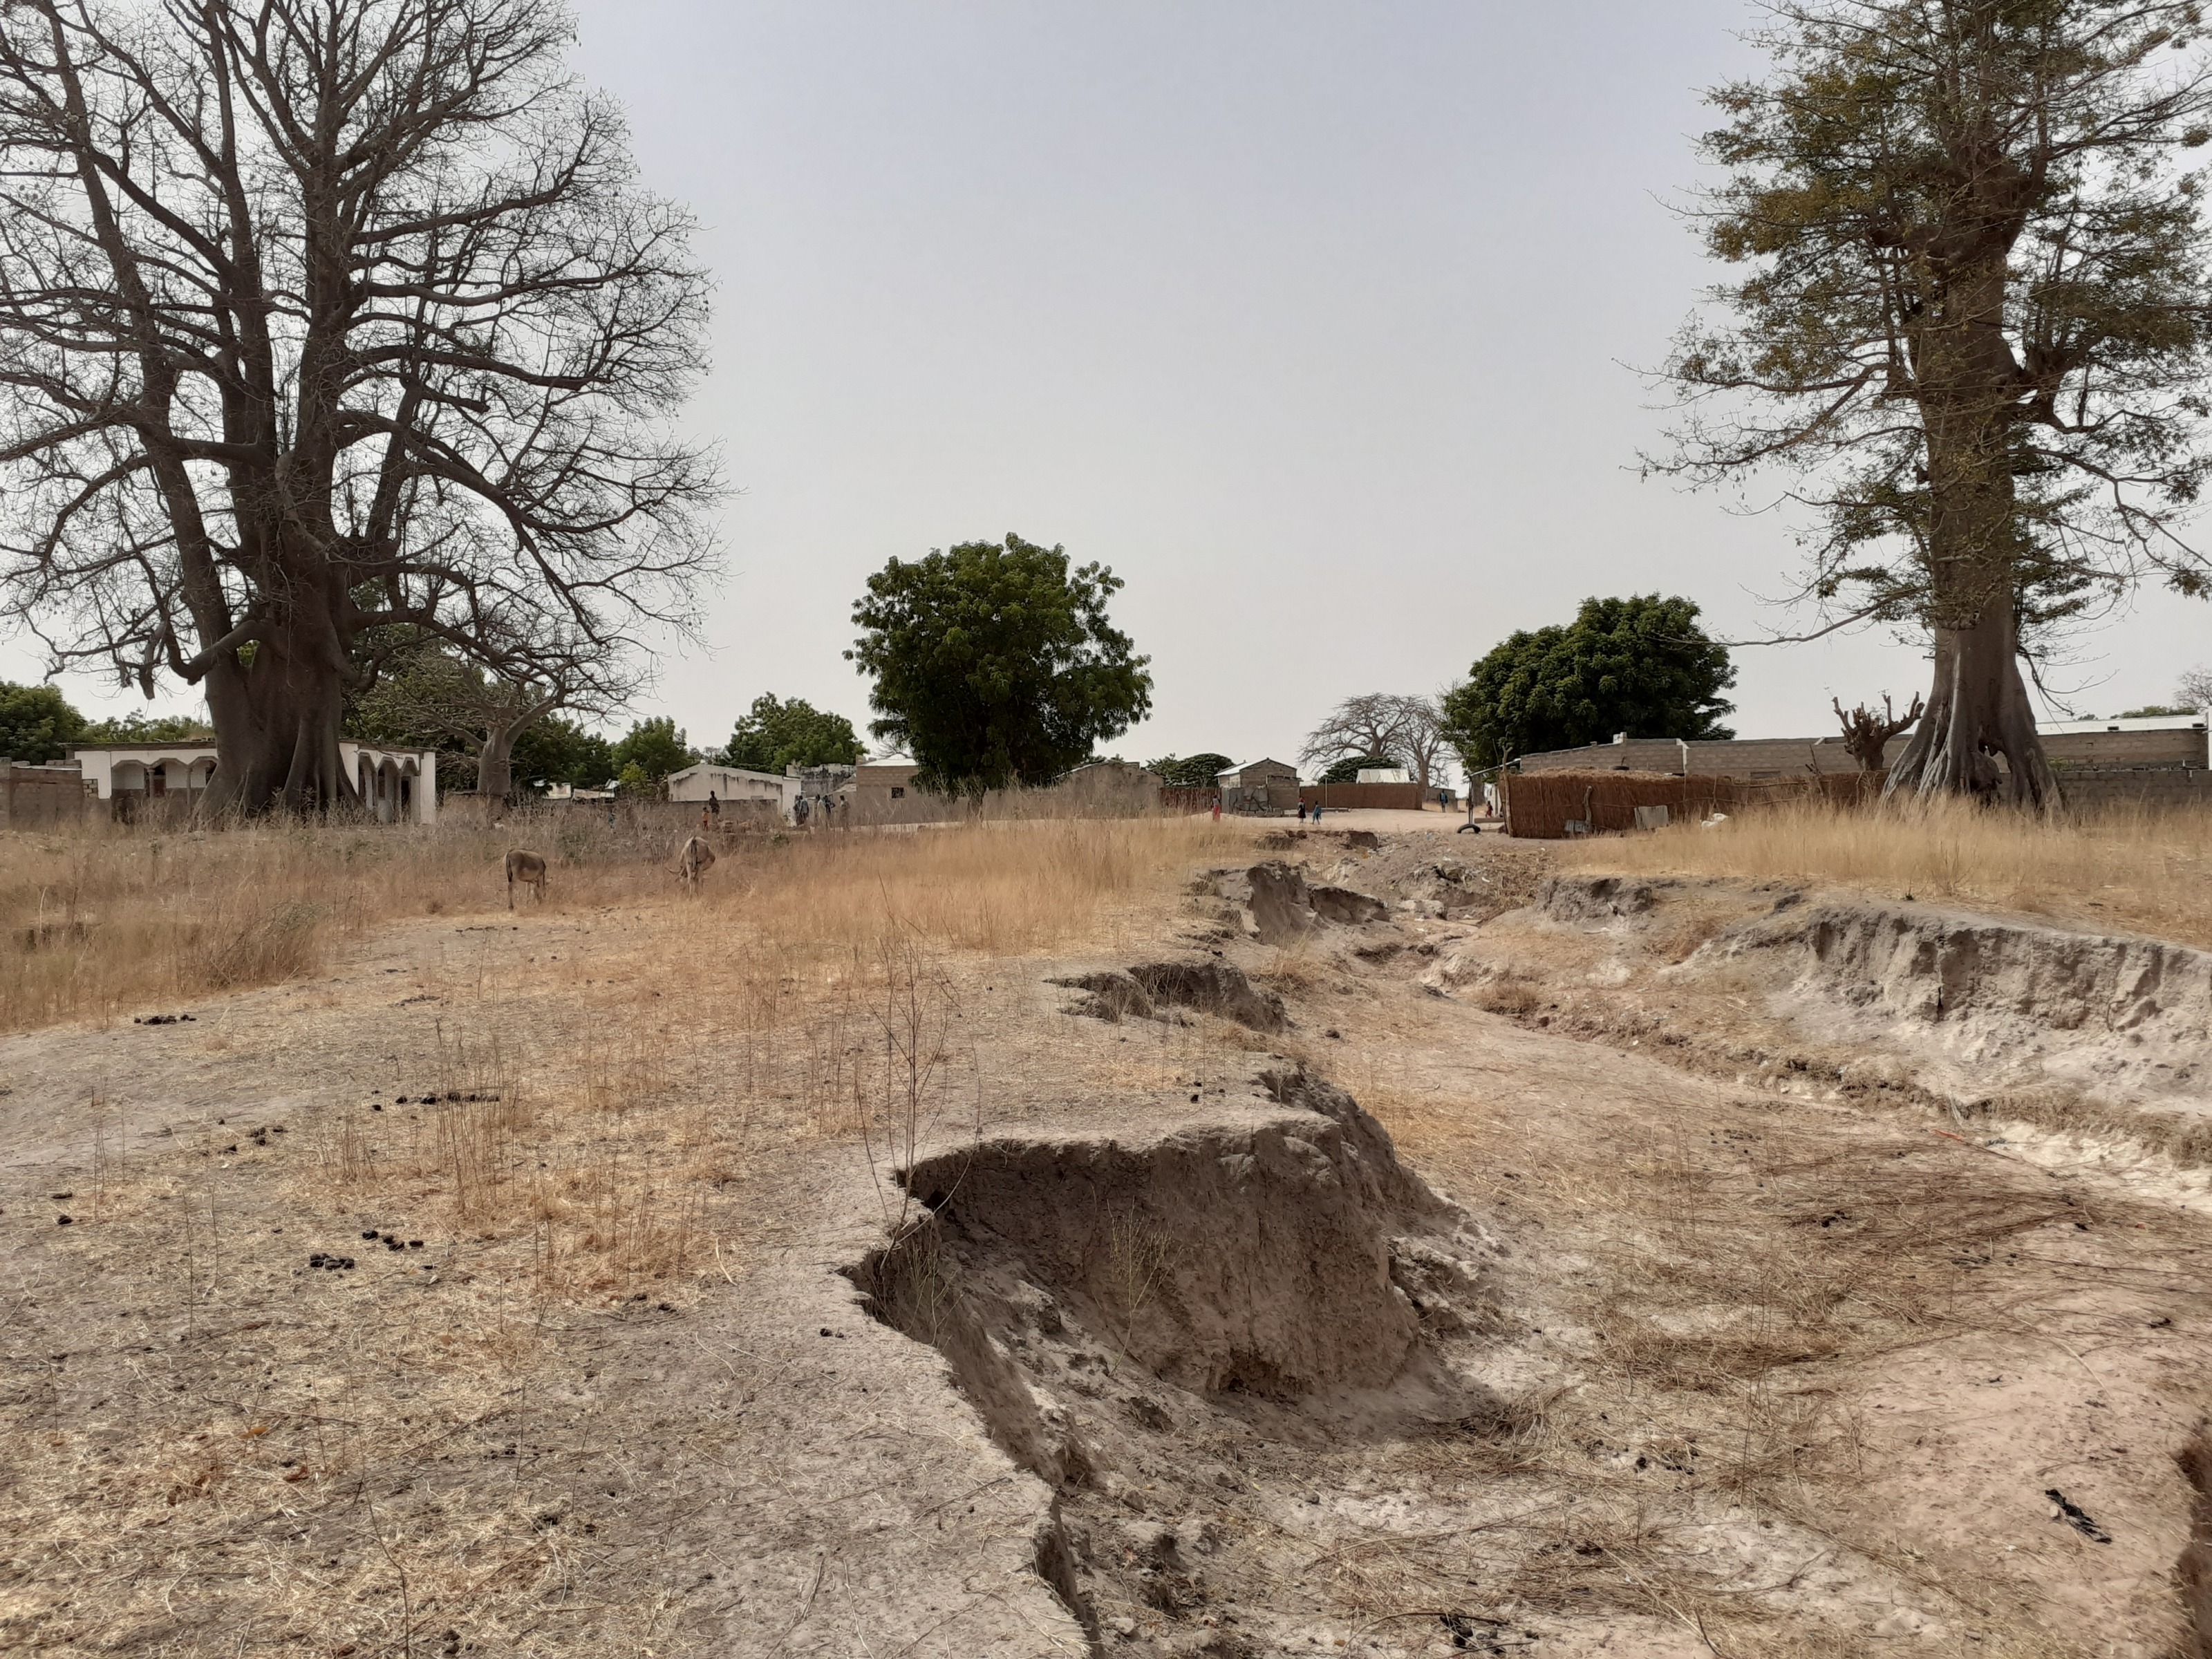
1518, 737, 1875, 777
1517, 740, 1687, 775
1501, 769, 1878, 839
0, 762, 93, 830
1297, 782, 1427, 811
2045, 729, 2209, 768
1682, 738, 1866, 777
2056, 767, 2212, 812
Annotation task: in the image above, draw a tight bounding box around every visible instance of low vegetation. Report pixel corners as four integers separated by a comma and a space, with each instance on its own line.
1563, 794, 2212, 952
0, 810, 1233, 1033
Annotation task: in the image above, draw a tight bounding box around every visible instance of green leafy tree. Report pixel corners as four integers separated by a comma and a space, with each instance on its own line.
513, 718, 617, 791
0, 680, 84, 762
724, 695, 863, 774
1660, 0, 2212, 805
1145, 753, 1234, 788
847, 534, 1154, 793
1442, 595, 1737, 771
1320, 753, 1398, 785
611, 718, 695, 789
2118, 704, 2196, 718
77, 711, 214, 744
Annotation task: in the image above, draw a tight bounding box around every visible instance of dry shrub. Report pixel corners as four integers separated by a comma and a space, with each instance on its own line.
1564, 791, 2212, 950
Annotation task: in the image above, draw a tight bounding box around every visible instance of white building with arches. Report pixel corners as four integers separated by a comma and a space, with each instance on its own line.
68, 740, 438, 823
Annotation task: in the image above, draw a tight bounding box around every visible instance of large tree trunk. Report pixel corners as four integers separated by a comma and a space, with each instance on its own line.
1885, 243, 2059, 810
478, 697, 565, 805
478, 727, 516, 804
1884, 590, 2057, 807
198, 595, 363, 818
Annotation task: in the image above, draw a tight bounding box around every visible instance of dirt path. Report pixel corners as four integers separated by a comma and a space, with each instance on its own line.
3, 840, 2210, 1657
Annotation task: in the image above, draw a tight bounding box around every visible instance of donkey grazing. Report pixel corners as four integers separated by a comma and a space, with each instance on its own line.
505, 849, 550, 908
675, 834, 717, 891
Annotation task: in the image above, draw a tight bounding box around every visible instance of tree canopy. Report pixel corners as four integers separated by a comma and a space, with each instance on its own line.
0, 0, 717, 814
78, 711, 212, 744
512, 718, 615, 791
0, 680, 83, 763
348, 633, 626, 800
1660, 0, 2212, 803
1145, 753, 1234, 789
847, 534, 1153, 794
612, 718, 695, 789
1441, 595, 1737, 770
1319, 754, 1399, 784
723, 695, 863, 775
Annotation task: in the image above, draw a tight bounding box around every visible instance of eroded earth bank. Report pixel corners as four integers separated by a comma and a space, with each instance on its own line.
7, 823, 2212, 1658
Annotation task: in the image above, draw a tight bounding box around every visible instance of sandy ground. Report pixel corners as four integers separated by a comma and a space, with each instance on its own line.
3, 823, 2209, 1658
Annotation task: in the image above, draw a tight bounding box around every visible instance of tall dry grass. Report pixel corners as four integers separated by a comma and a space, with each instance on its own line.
0, 810, 1237, 1032
1562, 793, 2212, 950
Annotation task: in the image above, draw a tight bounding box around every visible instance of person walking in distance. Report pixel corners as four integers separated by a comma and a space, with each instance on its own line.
1297, 800, 1309, 824
708, 789, 720, 821
1211, 795, 1221, 822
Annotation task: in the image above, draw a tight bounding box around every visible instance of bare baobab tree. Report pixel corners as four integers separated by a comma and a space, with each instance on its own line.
0, 0, 718, 814
1831, 692, 1924, 772
1300, 693, 1452, 793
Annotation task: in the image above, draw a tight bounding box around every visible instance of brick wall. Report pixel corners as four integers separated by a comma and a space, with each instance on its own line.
1516, 727, 2207, 778
1298, 782, 1427, 811
1, 762, 93, 829
2044, 729, 2208, 768
2055, 767, 2212, 811
1683, 738, 1861, 777
1517, 740, 1685, 775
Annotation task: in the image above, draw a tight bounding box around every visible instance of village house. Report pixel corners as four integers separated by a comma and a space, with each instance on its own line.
66, 740, 440, 823
665, 761, 796, 822
1215, 758, 1301, 814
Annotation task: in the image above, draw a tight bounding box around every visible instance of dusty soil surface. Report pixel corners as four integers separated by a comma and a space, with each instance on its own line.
4, 823, 2211, 1658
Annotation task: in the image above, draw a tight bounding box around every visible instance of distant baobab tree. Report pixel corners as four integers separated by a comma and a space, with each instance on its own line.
0, 0, 718, 814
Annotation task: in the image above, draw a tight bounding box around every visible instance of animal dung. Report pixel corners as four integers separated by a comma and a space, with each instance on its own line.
133, 1013, 196, 1025
407, 1240, 424, 1249
361, 1230, 380, 1240
55, 1215, 73, 1226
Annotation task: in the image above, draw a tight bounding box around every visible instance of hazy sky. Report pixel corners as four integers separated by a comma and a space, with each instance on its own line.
6, 0, 2209, 767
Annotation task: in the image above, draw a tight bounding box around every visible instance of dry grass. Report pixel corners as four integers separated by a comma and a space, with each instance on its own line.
0, 812, 1252, 1658
1561, 793, 2212, 950
0, 810, 1236, 1031
1334, 1055, 2191, 1657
